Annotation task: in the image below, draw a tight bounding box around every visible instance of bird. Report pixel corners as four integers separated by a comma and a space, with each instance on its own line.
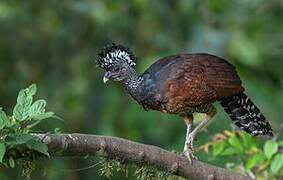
96, 43, 273, 162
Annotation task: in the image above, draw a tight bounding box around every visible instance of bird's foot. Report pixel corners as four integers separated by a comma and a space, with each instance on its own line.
183, 134, 198, 163
172, 148, 197, 164
183, 145, 198, 163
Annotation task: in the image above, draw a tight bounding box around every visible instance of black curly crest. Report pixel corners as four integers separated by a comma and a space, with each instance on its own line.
97, 43, 137, 70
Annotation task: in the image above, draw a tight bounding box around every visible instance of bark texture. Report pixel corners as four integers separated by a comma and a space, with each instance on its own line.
34, 133, 252, 180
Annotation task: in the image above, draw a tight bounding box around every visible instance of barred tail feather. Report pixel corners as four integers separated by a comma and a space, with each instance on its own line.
220, 93, 273, 136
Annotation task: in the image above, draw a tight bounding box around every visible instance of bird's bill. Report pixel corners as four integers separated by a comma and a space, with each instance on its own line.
103, 71, 111, 83
103, 76, 109, 83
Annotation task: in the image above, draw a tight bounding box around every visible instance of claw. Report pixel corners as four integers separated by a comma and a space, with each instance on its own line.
184, 147, 198, 163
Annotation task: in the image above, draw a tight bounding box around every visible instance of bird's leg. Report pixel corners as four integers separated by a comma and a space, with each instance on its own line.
183, 115, 196, 162
183, 111, 216, 163
184, 118, 193, 152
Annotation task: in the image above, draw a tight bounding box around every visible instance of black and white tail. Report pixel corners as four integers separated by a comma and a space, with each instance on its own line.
220, 93, 273, 136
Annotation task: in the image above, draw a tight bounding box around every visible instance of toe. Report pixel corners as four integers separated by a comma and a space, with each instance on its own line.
183, 148, 198, 164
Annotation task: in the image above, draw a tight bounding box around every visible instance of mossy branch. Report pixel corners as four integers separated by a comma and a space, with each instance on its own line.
34, 133, 252, 180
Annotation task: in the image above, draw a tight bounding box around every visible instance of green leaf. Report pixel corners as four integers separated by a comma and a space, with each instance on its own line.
16, 89, 32, 106
30, 111, 53, 121
5, 133, 35, 146
245, 153, 261, 172
213, 141, 226, 157
228, 133, 244, 152
9, 156, 15, 168
0, 108, 10, 130
27, 84, 37, 97
29, 99, 46, 117
16, 84, 37, 104
264, 140, 278, 159
13, 84, 37, 121
242, 131, 256, 150
221, 147, 240, 155
0, 142, 6, 162
13, 104, 30, 121
26, 139, 49, 157
270, 154, 283, 174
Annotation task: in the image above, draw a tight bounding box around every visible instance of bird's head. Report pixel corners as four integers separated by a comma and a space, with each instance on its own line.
97, 43, 137, 83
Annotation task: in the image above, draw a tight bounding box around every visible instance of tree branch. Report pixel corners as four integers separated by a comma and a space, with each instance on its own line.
34, 133, 251, 180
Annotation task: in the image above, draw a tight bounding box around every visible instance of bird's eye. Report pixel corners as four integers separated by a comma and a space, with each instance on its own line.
114, 67, 120, 72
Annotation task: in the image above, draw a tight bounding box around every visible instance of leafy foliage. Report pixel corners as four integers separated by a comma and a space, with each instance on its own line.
0, 84, 56, 171
201, 130, 283, 179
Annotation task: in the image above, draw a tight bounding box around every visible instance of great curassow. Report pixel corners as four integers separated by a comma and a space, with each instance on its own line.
96, 43, 273, 162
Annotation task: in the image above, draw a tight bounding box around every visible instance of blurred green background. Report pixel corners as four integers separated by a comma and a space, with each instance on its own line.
0, 0, 282, 179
